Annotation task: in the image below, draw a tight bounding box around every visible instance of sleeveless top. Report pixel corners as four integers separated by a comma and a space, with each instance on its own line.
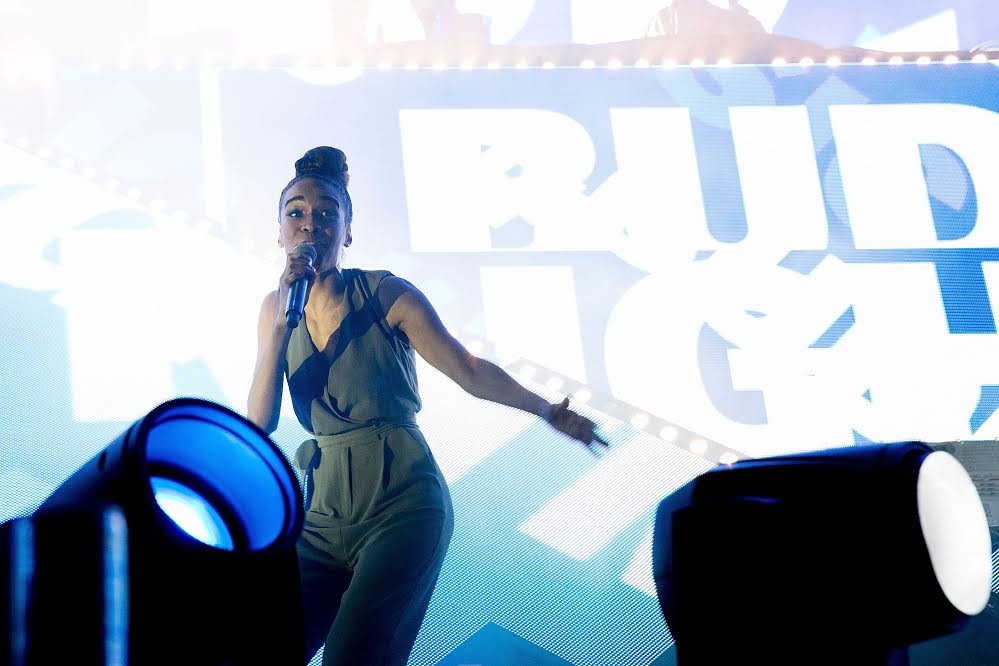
285, 268, 421, 436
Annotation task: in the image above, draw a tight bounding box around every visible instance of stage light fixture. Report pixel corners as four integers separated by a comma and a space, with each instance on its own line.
2, 506, 128, 664
20, 398, 305, 665
652, 442, 992, 664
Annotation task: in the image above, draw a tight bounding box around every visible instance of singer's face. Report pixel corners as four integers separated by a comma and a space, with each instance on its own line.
278, 178, 350, 268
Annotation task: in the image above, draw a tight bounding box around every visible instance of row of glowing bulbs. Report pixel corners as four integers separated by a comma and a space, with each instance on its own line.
1, 130, 222, 239
28, 51, 994, 74
490, 351, 742, 466
401, 53, 995, 71
385, 53, 993, 71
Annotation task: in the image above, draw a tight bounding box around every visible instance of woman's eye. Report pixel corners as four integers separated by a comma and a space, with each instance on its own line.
319, 209, 334, 218
288, 209, 302, 217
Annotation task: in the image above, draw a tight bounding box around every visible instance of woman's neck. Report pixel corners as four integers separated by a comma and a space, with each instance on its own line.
305, 266, 347, 315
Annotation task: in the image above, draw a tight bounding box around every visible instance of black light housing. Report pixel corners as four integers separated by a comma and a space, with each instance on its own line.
652, 442, 992, 664
16, 398, 305, 665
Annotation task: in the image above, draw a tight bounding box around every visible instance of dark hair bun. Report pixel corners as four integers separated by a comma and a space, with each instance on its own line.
294, 146, 349, 187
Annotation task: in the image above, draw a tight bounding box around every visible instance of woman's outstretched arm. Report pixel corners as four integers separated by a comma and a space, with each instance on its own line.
382, 276, 609, 452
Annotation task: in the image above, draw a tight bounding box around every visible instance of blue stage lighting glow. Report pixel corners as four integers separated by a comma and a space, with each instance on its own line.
143, 402, 299, 552
151, 477, 234, 550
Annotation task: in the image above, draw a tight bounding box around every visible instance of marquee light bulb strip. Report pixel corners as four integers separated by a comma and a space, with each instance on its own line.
459, 334, 746, 466
2, 52, 995, 82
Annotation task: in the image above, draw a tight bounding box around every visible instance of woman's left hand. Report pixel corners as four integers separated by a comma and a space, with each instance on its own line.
543, 397, 610, 456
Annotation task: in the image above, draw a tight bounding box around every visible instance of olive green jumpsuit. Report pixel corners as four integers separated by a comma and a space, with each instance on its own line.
287, 268, 453, 665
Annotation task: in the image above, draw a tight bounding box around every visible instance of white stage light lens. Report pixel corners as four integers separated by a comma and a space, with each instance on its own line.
916, 451, 992, 615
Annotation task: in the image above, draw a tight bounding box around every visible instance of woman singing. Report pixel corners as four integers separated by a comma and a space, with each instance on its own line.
247, 146, 608, 665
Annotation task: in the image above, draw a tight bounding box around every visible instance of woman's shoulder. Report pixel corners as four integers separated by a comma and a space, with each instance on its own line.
348, 268, 415, 307
348, 267, 398, 291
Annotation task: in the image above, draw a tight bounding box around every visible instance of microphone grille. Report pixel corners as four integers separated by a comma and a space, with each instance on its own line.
291, 242, 317, 262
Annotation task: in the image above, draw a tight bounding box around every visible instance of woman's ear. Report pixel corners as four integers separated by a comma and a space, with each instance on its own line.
345, 226, 352, 248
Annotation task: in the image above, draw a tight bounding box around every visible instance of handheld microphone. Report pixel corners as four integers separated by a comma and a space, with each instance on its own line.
286, 242, 317, 329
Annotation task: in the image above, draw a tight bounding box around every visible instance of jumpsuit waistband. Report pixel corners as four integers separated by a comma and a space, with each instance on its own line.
296, 419, 418, 510
313, 418, 418, 449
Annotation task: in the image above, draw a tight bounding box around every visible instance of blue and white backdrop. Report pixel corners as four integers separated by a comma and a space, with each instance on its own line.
2, 24, 999, 666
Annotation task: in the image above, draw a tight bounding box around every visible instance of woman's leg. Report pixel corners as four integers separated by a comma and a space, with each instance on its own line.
320, 506, 453, 665
298, 537, 353, 662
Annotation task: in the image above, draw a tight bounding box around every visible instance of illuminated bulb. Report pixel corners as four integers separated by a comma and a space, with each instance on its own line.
35, 146, 53, 159
431, 61, 447, 72
126, 187, 142, 200
460, 59, 475, 71
466, 340, 484, 355
149, 199, 165, 211
545, 377, 564, 392
14, 137, 30, 149
772, 56, 787, 66
689, 57, 704, 68
943, 54, 959, 65
59, 157, 75, 170
717, 57, 733, 68
607, 58, 623, 70
173, 210, 190, 222
862, 56, 877, 66
404, 61, 419, 71
659, 426, 679, 443
487, 61, 501, 70
889, 55, 904, 65
916, 55, 931, 65
517, 365, 536, 380
689, 438, 709, 456
580, 59, 596, 69
630, 413, 650, 429
542, 61, 555, 69
82, 167, 97, 179
719, 451, 739, 465
377, 61, 392, 71
972, 53, 988, 64
634, 58, 650, 68
661, 58, 677, 69
798, 56, 814, 67
514, 60, 528, 70
349, 60, 365, 71
573, 388, 592, 403
103, 177, 120, 190
826, 55, 841, 67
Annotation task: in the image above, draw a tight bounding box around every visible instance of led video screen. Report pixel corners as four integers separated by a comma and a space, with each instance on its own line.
2, 60, 998, 664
